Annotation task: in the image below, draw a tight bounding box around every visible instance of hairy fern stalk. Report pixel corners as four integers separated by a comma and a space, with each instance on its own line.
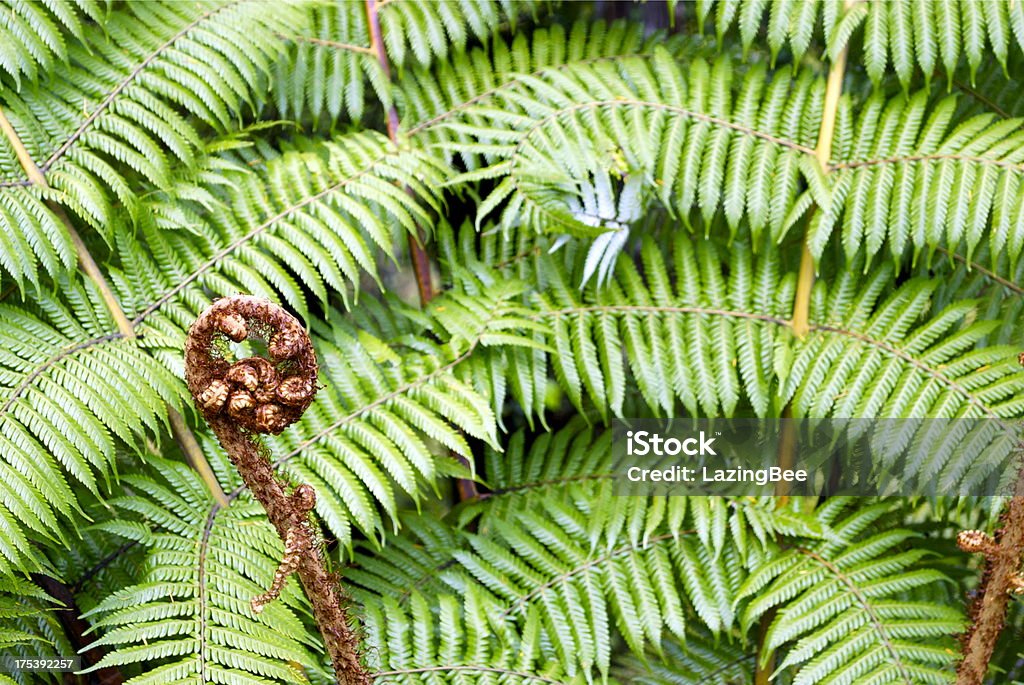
2, 1, 1024, 684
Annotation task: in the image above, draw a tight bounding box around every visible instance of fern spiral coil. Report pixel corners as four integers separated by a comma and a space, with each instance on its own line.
185, 295, 368, 685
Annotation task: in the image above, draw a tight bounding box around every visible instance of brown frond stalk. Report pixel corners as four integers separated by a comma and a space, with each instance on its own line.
957, 497, 1024, 685
186, 295, 369, 685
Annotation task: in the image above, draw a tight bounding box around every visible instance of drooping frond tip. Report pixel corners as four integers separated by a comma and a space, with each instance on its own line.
184, 295, 318, 435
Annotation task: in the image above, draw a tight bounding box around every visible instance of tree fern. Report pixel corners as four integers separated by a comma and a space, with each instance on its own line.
1, 2, 1023, 684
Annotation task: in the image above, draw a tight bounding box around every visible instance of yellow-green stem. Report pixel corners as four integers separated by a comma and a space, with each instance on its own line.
0, 105, 228, 508
792, 5, 851, 338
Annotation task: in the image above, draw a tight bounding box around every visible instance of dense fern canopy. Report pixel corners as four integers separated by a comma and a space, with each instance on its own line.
1, 1, 1024, 684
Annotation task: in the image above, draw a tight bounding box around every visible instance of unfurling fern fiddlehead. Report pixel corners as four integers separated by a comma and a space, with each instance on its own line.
185, 295, 369, 685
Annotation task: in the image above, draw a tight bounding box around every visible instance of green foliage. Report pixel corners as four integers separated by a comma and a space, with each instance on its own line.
698, 0, 1024, 86
82, 459, 331, 684
1, 1, 1022, 684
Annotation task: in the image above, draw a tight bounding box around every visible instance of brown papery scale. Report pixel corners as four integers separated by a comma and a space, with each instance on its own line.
185, 296, 368, 685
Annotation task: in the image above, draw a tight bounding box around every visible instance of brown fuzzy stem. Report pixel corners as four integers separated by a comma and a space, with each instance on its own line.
957, 498, 1024, 684
185, 296, 369, 685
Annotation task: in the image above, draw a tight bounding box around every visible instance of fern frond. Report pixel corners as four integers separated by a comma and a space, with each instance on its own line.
365, 588, 587, 684
401, 19, 699, 169
0, 281, 185, 575
0, 577, 73, 685
613, 626, 753, 683
440, 51, 822, 244
121, 130, 446, 324
0, 171, 75, 288
350, 422, 827, 679
818, 91, 1024, 262
700, 0, 1024, 86
265, 320, 499, 551
435, 49, 1024, 267
738, 501, 963, 685
0, 0, 103, 90
83, 458, 330, 684
0, 0, 306, 229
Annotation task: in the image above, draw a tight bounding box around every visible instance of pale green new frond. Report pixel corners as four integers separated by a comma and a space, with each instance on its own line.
738, 502, 962, 685
0, 0, 103, 90
83, 458, 330, 685
0, 281, 185, 575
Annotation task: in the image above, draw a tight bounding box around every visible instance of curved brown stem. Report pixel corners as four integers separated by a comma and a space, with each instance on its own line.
956, 500, 1024, 684
185, 295, 368, 685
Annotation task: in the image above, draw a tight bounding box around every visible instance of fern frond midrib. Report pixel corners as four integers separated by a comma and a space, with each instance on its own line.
0, 330, 122, 416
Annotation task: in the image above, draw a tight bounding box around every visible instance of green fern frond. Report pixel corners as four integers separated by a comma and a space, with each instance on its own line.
739, 500, 963, 685
437, 49, 1024, 266
83, 458, 330, 684
613, 626, 753, 683
0, 576, 75, 685
0, 0, 103, 90
401, 19, 698, 169
266, 322, 499, 550
365, 587, 587, 684
0, 0, 307, 229
120, 130, 446, 324
0, 281, 185, 575
0, 175, 75, 289
699, 0, 1024, 86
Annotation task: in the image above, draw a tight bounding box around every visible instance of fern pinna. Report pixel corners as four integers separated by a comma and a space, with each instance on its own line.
1, 1, 1024, 685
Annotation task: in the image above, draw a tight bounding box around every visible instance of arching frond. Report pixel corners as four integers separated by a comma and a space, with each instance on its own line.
401, 19, 700, 168
0, 0, 307, 229
437, 50, 1024, 267
349, 422, 827, 680
126, 130, 447, 323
